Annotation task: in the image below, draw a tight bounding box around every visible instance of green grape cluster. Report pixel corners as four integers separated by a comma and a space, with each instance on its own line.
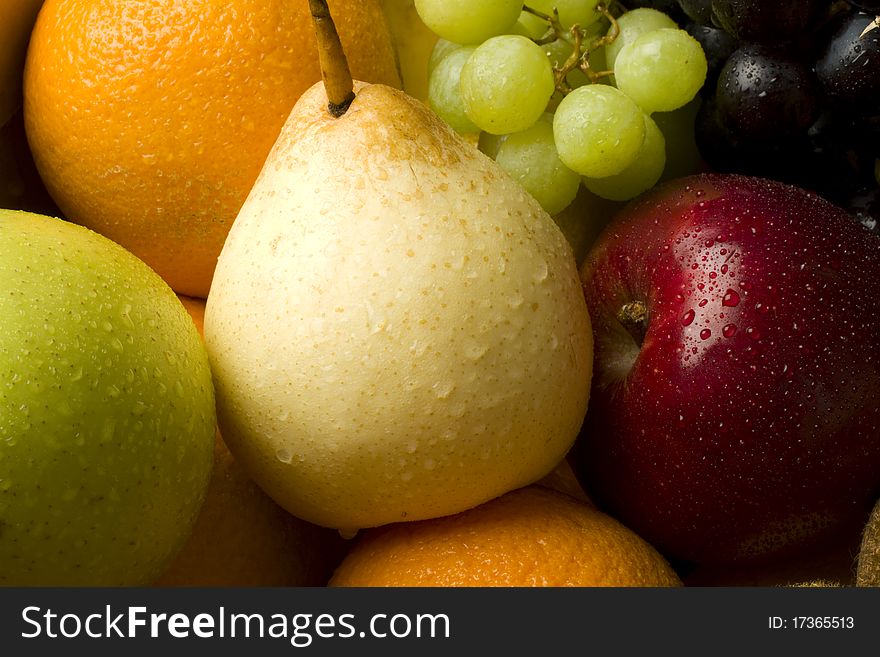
419, 2, 708, 213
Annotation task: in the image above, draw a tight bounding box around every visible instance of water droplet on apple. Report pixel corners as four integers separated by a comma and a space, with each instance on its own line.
700, 328, 712, 340
722, 289, 740, 307
723, 323, 738, 338
699, 299, 708, 307
275, 448, 293, 464
682, 309, 696, 326
746, 327, 761, 340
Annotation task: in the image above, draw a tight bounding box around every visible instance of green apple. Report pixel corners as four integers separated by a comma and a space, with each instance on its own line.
0, 210, 215, 585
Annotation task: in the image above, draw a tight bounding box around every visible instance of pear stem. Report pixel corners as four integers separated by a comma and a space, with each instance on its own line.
308, 0, 355, 117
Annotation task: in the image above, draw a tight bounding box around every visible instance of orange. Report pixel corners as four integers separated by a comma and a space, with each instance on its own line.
329, 486, 682, 587
155, 296, 347, 586
24, 0, 401, 298
154, 429, 348, 586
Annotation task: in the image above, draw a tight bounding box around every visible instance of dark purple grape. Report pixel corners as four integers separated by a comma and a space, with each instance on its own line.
694, 96, 810, 185
715, 45, 820, 142
709, 0, 831, 43
803, 111, 879, 202
846, 1, 880, 11
685, 23, 737, 91
844, 186, 880, 235
678, 0, 714, 25
624, 0, 687, 23
815, 12, 880, 114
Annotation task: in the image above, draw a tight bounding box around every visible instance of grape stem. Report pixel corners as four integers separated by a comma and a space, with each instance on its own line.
308, 0, 355, 118
521, 4, 568, 44
522, 2, 620, 95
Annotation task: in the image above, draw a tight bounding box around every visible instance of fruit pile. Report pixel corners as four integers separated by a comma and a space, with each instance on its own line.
1, 0, 880, 589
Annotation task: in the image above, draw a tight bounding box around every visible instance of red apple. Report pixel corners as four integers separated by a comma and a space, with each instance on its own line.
571, 173, 880, 565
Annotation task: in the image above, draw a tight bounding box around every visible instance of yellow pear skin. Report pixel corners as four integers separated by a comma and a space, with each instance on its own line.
204, 81, 593, 531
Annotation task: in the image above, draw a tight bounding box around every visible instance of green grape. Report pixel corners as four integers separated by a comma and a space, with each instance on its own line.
605, 8, 678, 71
460, 35, 556, 135
414, 0, 522, 45
586, 44, 607, 79
478, 132, 508, 159
428, 39, 463, 75
614, 28, 708, 114
527, 0, 602, 30
583, 114, 665, 201
428, 46, 479, 135
541, 39, 589, 89
495, 119, 581, 215
552, 84, 646, 178
652, 97, 703, 181
512, 10, 550, 40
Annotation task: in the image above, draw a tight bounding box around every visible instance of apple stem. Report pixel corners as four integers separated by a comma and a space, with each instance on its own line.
308, 0, 355, 118
617, 300, 649, 347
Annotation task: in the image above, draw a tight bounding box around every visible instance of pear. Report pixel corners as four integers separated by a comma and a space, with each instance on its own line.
204, 0, 592, 531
